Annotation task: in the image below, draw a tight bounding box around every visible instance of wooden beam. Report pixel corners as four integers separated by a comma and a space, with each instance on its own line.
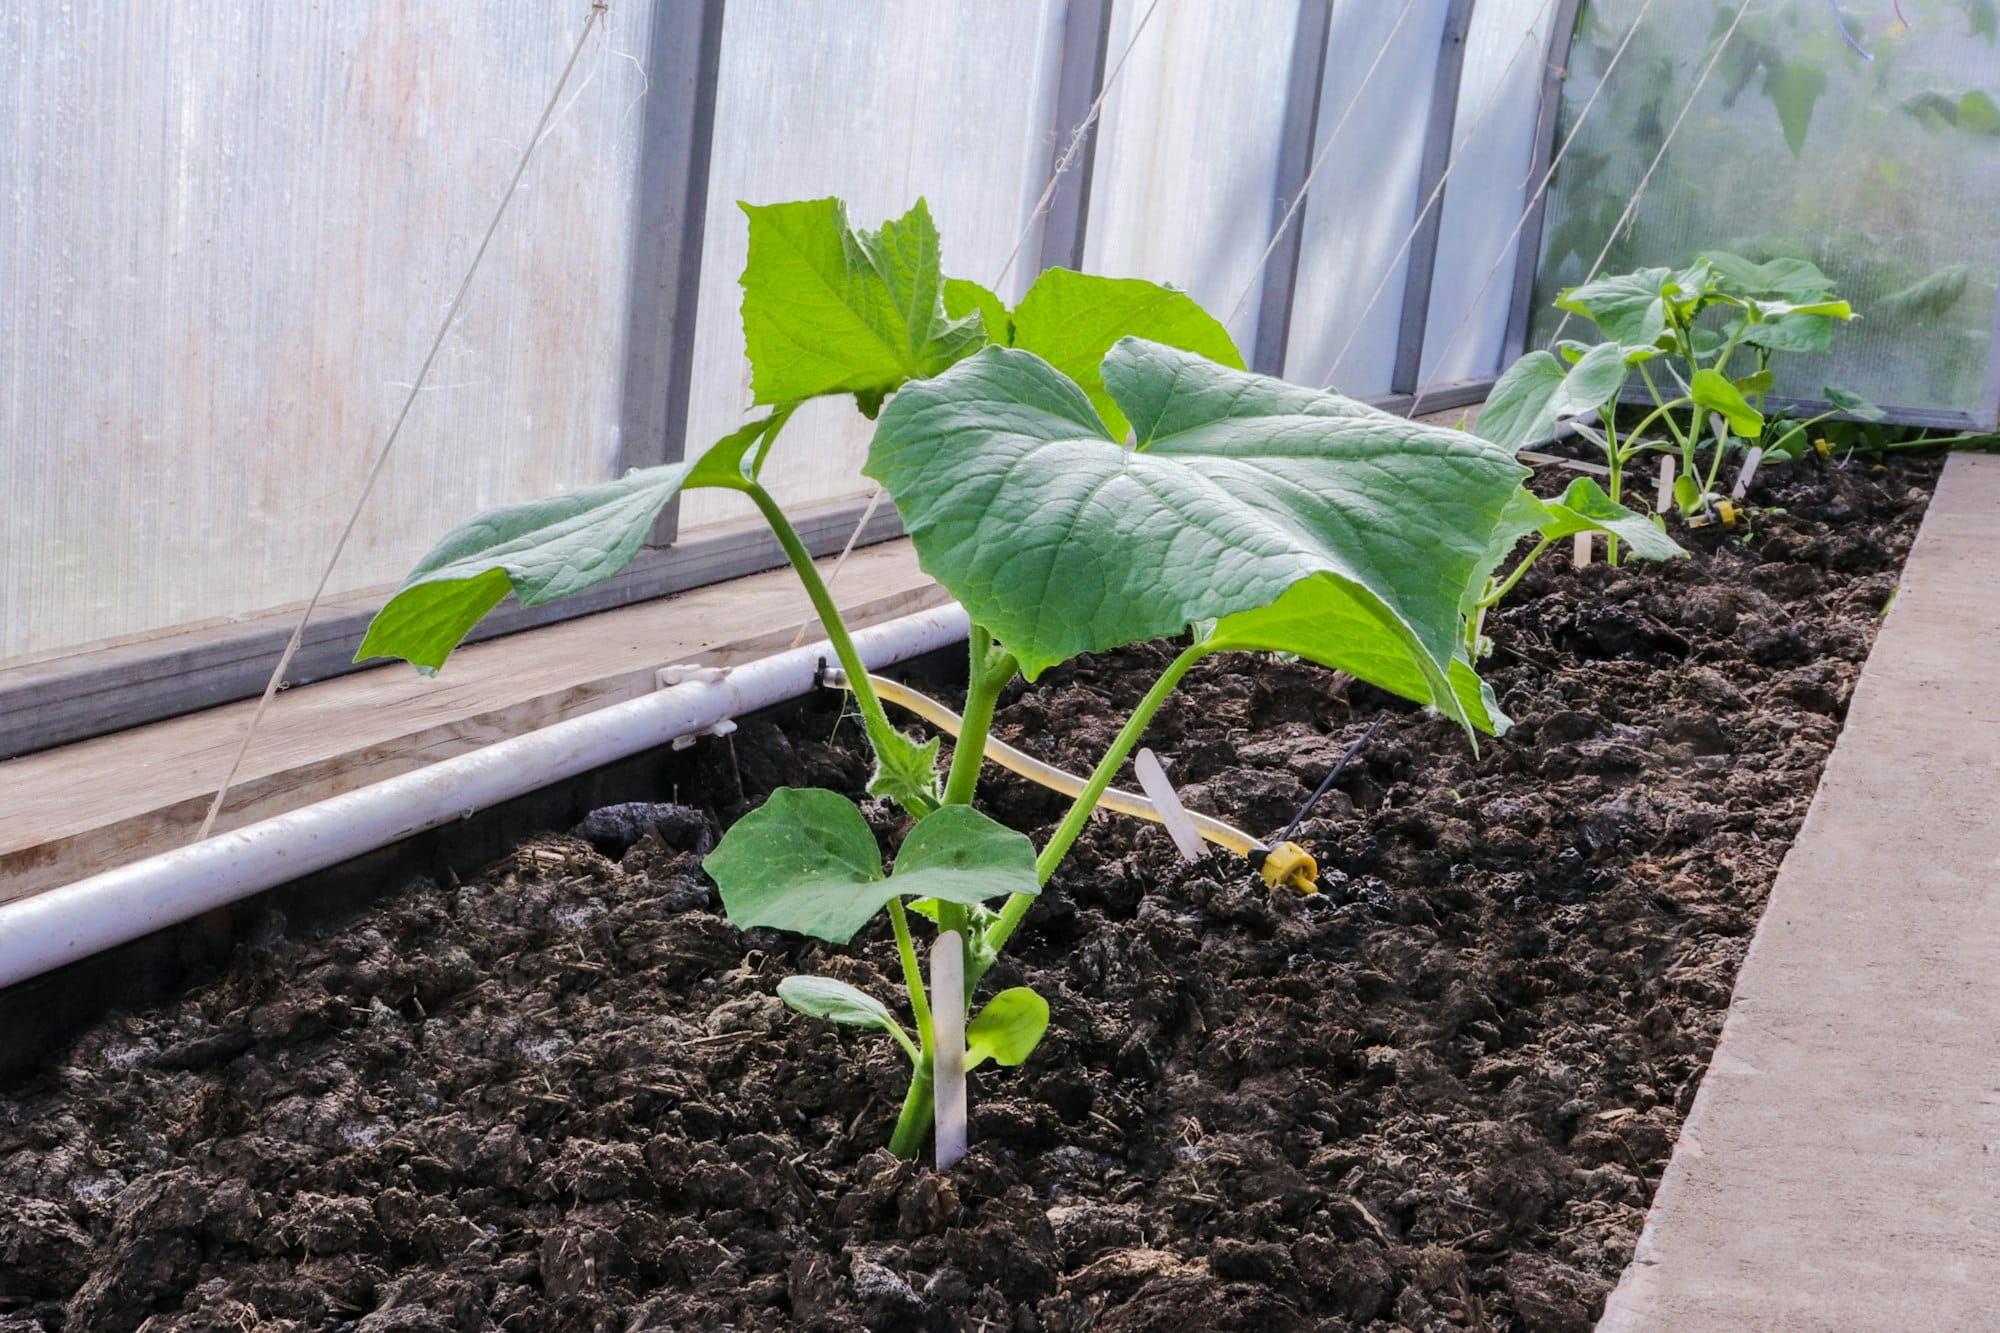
0, 541, 944, 905
0, 494, 905, 760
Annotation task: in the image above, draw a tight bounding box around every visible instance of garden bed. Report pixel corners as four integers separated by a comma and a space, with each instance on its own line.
0, 451, 1941, 1332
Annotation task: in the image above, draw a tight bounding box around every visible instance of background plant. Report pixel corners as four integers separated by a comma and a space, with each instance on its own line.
355, 197, 1668, 1159
1479, 251, 1874, 538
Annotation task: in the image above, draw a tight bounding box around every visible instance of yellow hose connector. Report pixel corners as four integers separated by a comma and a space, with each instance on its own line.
824, 667, 1317, 894
1256, 841, 1318, 894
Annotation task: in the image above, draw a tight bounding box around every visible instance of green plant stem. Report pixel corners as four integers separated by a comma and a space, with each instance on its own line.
977, 640, 1210, 973
1604, 412, 1625, 567
941, 629, 1017, 807
1479, 536, 1555, 612
886, 899, 932, 1044
745, 483, 935, 816
887, 1063, 935, 1159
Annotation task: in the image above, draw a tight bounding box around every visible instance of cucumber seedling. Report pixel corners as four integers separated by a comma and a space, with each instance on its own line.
1479, 252, 1878, 545
356, 196, 1639, 1159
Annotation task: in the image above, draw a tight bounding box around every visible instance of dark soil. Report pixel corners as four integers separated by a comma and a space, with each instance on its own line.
0, 452, 1941, 1332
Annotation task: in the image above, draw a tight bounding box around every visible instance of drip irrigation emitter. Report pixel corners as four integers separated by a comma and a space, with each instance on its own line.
820, 667, 1390, 898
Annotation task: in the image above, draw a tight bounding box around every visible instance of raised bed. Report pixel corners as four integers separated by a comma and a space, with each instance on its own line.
0, 450, 1940, 1331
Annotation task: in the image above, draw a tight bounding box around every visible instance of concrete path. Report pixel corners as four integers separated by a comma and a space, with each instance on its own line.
1599, 451, 2000, 1329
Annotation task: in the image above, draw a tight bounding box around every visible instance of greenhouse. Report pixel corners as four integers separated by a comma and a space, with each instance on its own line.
1, 1, 1994, 1328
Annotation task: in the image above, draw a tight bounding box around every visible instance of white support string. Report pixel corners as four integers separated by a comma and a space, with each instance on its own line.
993, 0, 1169, 294
799, 0, 1171, 646
1223, 0, 1426, 327
195, 2, 609, 842
1318, 1, 1558, 391
1399, 0, 1660, 416
1543, 0, 1757, 350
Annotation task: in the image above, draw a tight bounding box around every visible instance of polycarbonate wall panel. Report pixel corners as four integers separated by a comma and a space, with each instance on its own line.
677, 2, 1065, 531
1420, 0, 1562, 383
1082, 0, 1305, 358
0, 2, 653, 665
1530, 0, 2000, 418
1286, 0, 1456, 395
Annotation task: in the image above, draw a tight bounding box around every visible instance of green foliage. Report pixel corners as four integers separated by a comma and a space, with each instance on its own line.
704, 791, 1037, 945
739, 197, 985, 416
362, 192, 1593, 1161
777, 977, 920, 1063
999, 269, 1244, 439
868, 340, 1525, 714
355, 462, 695, 673
1489, 251, 1865, 528
965, 988, 1050, 1070
1462, 479, 1686, 654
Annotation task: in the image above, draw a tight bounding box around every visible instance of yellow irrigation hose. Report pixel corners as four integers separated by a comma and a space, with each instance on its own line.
822, 668, 1319, 894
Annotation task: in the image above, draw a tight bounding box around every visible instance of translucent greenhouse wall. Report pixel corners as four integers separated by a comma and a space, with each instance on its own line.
676, 2, 1067, 532
1530, 0, 2000, 423
0, 2, 656, 665
0, 0, 1570, 673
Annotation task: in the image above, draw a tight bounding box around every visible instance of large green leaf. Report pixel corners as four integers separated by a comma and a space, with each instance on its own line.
356, 415, 788, 672
776, 976, 919, 1062
1477, 343, 1630, 452
739, 197, 984, 415
1690, 368, 1765, 437
1461, 479, 1684, 646
355, 463, 693, 672
964, 987, 1050, 1070
1699, 252, 1834, 301
705, 791, 1037, 945
866, 340, 1526, 696
1556, 268, 1672, 345
1763, 61, 1827, 158
1007, 269, 1244, 439
1206, 576, 1507, 735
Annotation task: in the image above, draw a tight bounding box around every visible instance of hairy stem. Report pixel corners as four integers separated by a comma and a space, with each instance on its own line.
887, 1063, 935, 1159
1479, 536, 1555, 612
941, 628, 1017, 807
745, 484, 936, 816
978, 641, 1210, 972
887, 899, 932, 1045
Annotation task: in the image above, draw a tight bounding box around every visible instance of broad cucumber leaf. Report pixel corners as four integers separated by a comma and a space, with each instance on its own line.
1690, 369, 1764, 437
739, 197, 984, 415
1738, 311, 1836, 354
1763, 61, 1827, 158
356, 414, 791, 672
777, 976, 919, 1062
1007, 270, 1244, 439
1207, 575, 1506, 735
1880, 266, 1969, 321
1699, 252, 1834, 301
1534, 477, 1686, 562
1733, 369, 1776, 396
965, 987, 1050, 1070
705, 791, 1037, 945
1557, 269, 1672, 345
356, 462, 694, 671
1477, 343, 1628, 452
1825, 385, 1885, 421
943, 277, 1010, 344
867, 340, 1526, 701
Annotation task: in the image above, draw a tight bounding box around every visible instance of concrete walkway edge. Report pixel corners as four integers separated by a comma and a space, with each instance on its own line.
1598, 451, 2000, 1330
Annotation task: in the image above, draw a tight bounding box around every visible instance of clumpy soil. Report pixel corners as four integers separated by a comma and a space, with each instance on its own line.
0, 452, 1941, 1332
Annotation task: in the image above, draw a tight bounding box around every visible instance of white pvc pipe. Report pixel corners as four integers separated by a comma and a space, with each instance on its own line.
0, 603, 971, 991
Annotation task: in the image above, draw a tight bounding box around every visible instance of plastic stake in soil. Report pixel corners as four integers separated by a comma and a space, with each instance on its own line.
1574, 531, 1594, 568
1657, 455, 1676, 511
1134, 748, 1204, 862
1732, 446, 1763, 501
931, 931, 968, 1169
